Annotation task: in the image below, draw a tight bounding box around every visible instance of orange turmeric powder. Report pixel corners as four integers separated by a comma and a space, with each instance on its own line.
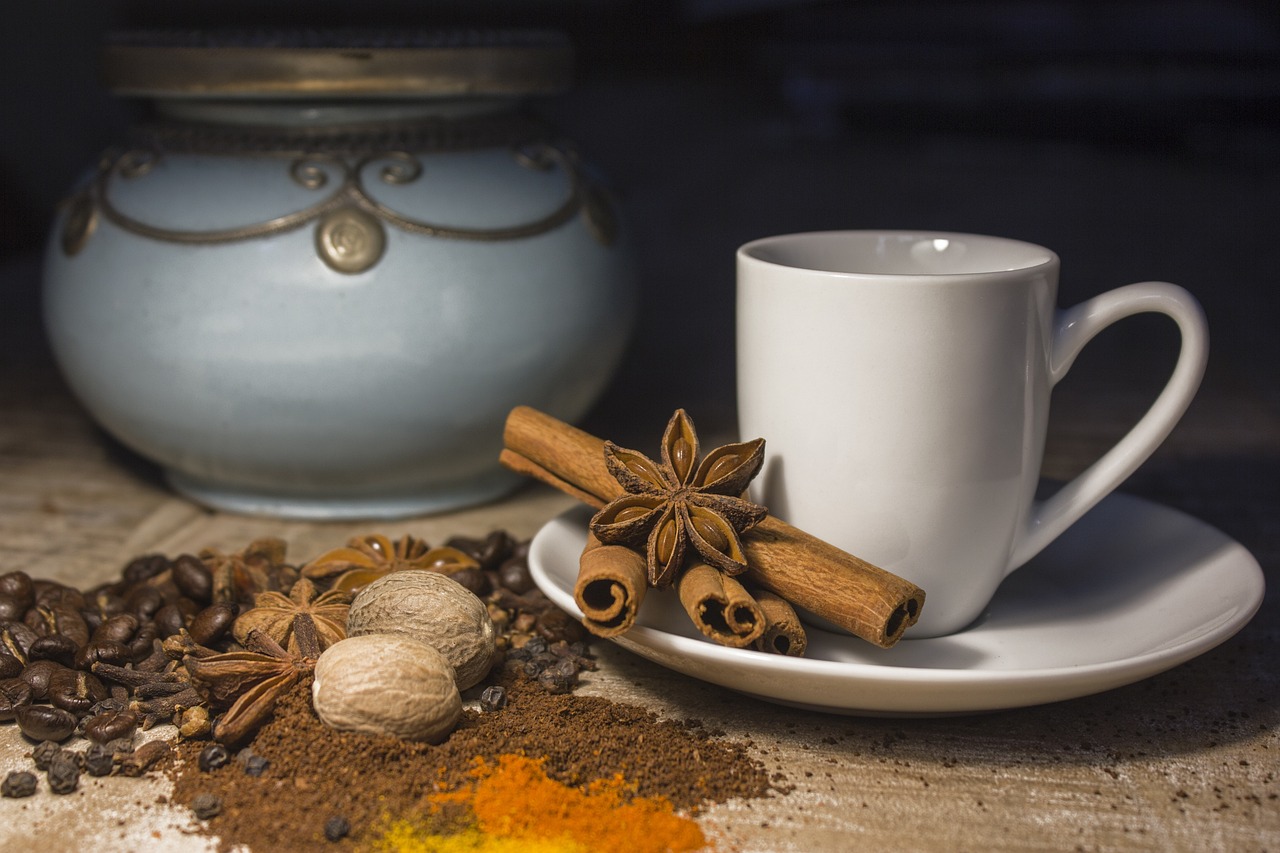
376, 754, 710, 853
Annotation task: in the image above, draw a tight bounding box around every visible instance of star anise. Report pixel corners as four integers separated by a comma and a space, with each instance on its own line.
230, 576, 350, 653
301, 533, 479, 593
589, 409, 768, 587
184, 618, 319, 747
201, 537, 297, 606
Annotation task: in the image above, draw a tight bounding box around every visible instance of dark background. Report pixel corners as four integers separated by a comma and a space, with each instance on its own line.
3, 0, 1278, 440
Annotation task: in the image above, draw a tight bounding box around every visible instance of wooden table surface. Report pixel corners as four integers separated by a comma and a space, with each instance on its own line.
1, 256, 1276, 852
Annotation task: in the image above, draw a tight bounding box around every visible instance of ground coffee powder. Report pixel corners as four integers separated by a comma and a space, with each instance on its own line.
168, 671, 777, 851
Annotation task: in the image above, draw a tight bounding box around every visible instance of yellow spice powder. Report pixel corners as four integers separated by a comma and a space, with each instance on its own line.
373, 754, 709, 853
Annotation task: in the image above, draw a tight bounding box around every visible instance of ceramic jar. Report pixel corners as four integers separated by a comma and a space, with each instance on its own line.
42, 31, 635, 519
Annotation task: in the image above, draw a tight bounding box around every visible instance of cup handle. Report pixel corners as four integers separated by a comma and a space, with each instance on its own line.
1006, 281, 1209, 574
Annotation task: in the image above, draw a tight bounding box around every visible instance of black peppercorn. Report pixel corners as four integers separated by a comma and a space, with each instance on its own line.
47, 751, 80, 794
30, 739, 64, 770
83, 743, 116, 777
537, 665, 576, 695
523, 659, 547, 678
243, 754, 270, 777
1, 770, 37, 798
199, 743, 232, 772
324, 815, 351, 841
192, 792, 223, 820
523, 636, 549, 656
479, 685, 507, 712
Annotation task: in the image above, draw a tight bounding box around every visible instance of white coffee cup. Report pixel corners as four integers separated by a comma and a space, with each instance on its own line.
737, 231, 1208, 637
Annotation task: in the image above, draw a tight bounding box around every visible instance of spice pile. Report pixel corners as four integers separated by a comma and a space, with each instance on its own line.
170, 674, 772, 851
2, 529, 781, 851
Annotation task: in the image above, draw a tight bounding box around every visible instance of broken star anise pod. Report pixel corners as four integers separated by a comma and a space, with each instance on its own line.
201, 537, 296, 606
231, 577, 350, 653
185, 619, 320, 747
300, 533, 479, 593
589, 409, 767, 587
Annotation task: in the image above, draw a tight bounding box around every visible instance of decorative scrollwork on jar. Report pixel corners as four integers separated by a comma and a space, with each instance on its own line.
61, 137, 616, 274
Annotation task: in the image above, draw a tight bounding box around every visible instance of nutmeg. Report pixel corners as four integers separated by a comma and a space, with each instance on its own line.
346, 572, 495, 691
311, 634, 461, 743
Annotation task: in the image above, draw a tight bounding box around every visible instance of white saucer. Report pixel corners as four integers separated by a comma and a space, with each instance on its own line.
528, 492, 1265, 716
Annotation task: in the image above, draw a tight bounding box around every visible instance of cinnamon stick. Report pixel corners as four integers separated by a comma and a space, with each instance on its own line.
574, 534, 649, 638
677, 562, 766, 648
752, 588, 808, 657
502, 406, 925, 647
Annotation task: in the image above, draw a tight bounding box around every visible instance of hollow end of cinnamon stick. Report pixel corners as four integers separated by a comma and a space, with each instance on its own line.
744, 518, 925, 648
574, 536, 648, 638
677, 563, 766, 648
752, 588, 808, 657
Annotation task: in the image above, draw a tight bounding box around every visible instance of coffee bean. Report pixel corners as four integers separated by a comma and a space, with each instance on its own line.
188, 603, 238, 645
0, 653, 23, 679
48, 668, 109, 716
74, 639, 133, 670
19, 659, 64, 700
1, 621, 38, 661
445, 533, 508, 570
27, 604, 90, 648
17, 701, 78, 742
0, 677, 33, 722
498, 556, 535, 595
28, 635, 78, 668
92, 613, 140, 645
87, 586, 128, 620
124, 585, 165, 621
153, 603, 188, 638
447, 567, 491, 597
84, 708, 139, 744
1, 770, 38, 798
172, 555, 213, 604
0, 572, 35, 610
122, 554, 169, 586
47, 752, 80, 794
33, 581, 85, 613
0, 594, 25, 622
192, 792, 223, 820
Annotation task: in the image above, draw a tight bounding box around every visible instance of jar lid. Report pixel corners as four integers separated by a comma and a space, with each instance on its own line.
102, 29, 573, 99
